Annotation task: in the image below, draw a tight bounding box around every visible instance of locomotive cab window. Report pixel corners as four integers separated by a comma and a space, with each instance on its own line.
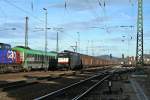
5, 46, 10, 49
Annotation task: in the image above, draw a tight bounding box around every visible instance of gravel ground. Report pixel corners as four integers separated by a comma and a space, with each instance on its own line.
0, 67, 106, 100
0, 71, 74, 82
81, 74, 138, 100
0, 67, 106, 82
134, 67, 150, 99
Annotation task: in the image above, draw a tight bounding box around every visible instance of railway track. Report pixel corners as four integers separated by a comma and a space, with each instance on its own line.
34, 68, 135, 100
0, 68, 108, 92
0, 81, 38, 92
0, 67, 119, 100
34, 71, 113, 100
0, 74, 67, 92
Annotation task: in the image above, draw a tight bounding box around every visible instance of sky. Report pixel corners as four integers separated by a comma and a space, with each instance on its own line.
0, 0, 150, 57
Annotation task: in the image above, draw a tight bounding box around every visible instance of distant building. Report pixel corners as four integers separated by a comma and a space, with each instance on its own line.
121, 54, 150, 66
144, 54, 150, 65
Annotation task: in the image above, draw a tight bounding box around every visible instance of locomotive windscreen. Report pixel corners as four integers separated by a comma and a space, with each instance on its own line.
58, 53, 69, 57
0, 43, 11, 50
58, 53, 69, 64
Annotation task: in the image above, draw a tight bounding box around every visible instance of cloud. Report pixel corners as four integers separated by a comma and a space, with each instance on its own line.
143, 31, 150, 39
119, 12, 135, 20
48, 0, 135, 11
48, 0, 98, 11
57, 16, 111, 31
0, 22, 24, 29
0, 22, 24, 38
105, 0, 136, 5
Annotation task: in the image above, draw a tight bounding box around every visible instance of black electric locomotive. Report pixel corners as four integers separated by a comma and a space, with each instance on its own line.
57, 50, 82, 70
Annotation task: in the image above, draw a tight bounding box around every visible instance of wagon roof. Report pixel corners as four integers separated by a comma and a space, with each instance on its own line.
12, 46, 57, 56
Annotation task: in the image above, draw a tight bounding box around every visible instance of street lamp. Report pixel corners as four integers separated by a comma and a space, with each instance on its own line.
43, 8, 47, 55
43, 8, 48, 69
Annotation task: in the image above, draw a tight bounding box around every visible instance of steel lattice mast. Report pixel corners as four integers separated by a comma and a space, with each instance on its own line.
136, 0, 144, 66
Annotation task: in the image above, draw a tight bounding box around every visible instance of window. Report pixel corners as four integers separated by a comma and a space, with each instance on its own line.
37, 55, 39, 61
4, 45, 11, 49
39, 55, 41, 61
34, 54, 36, 61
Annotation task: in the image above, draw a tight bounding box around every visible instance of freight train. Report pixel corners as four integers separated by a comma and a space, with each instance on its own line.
56, 50, 117, 70
0, 43, 117, 73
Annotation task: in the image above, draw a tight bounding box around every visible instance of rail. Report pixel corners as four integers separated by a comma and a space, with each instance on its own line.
34, 71, 111, 100
72, 75, 110, 100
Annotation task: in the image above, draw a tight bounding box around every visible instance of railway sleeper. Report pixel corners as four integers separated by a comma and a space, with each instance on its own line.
0, 81, 38, 91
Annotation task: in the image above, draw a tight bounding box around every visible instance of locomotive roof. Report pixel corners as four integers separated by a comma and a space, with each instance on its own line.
63, 50, 80, 54
12, 46, 57, 57
0, 43, 11, 46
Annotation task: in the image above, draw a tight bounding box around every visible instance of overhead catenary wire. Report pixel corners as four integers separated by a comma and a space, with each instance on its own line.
3, 0, 46, 27
1, 0, 140, 57
84, 0, 112, 35
31, 0, 34, 11
61, 36, 76, 46
129, 0, 134, 6
2, 0, 56, 49
2, 0, 43, 32
0, 6, 7, 24
64, 0, 70, 17
97, 0, 102, 8
85, 0, 101, 18
101, 0, 110, 34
